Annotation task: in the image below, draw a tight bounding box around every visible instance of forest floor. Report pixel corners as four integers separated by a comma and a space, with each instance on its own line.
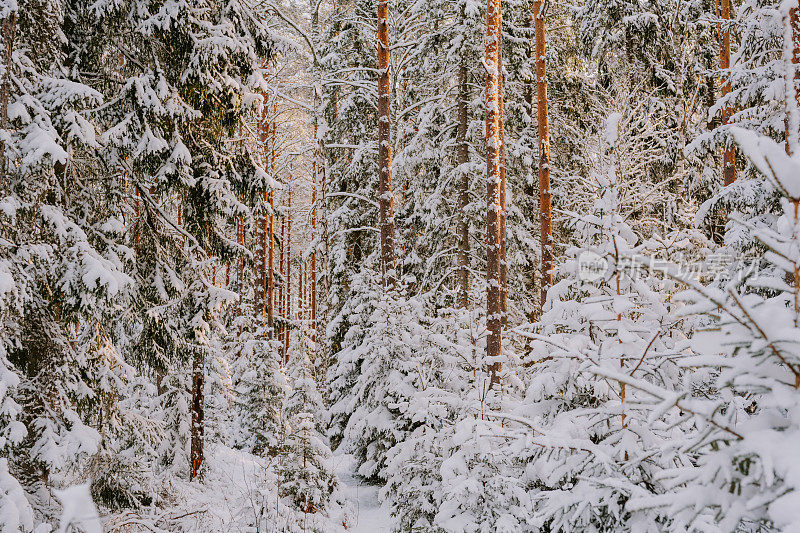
334, 454, 393, 532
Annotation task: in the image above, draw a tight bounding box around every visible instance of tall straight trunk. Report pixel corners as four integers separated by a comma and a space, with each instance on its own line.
279, 195, 286, 344
0, 9, 15, 182
311, 126, 318, 348
299, 260, 304, 321
190, 348, 204, 480
261, 191, 269, 320
719, 0, 736, 185
498, 24, 508, 329
257, 107, 270, 320
311, 0, 330, 373
190, 222, 205, 481
267, 130, 275, 338
237, 215, 243, 318
457, 11, 470, 309
534, 0, 552, 311
786, 1, 800, 155
485, 0, 503, 388
285, 185, 292, 359
378, 0, 397, 288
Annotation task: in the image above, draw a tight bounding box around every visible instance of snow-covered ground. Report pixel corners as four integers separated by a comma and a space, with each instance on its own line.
334, 454, 393, 532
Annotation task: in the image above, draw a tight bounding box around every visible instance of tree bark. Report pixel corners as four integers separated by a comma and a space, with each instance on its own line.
190, 349, 204, 480
0, 9, 14, 183
719, 0, 736, 185
534, 0, 552, 311
486, 0, 503, 388
256, 106, 270, 321
311, 126, 318, 349
457, 9, 470, 309
237, 214, 243, 320
268, 195, 275, 338
299, 260, 304, 321
278, 203, 284, 343
498, 23, 508, 329
378, 0, 397, 288
285, 184, 292, 360
786, 1, 800, 155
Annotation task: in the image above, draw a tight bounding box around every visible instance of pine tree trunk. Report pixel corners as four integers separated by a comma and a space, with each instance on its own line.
534, 0, 552, 311
311, 125, 318, 349
268, 120, 276, 338
190, 348, 204, 480
268, 193, 275, 337
237, 215, 243, 319
378, 0, 397, 288
786, 1, 800, 155
256, 107, 270, 320
311, 0, 330, 367
285, 185, 292, 360
0, 9, 14, 182
486, 0, 503, 388
299, 260, 304, 321
498, 25, 508, 329
280, 195, 286, 345
457, 9, 470, 309
720, 0, 736, 185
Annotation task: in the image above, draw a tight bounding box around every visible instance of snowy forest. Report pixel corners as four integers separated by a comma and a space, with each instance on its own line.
3, 0, 800, 530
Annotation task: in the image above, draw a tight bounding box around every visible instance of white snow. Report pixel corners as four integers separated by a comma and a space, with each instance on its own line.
55, 482, 102, 533
604, 112, 622, 147
334, 453, 393, 533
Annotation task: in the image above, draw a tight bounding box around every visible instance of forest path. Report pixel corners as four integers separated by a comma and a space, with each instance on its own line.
334, 453, 393, 532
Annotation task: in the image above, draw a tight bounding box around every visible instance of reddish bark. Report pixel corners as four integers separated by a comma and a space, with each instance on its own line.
0, 9, 15, 182
378, 0, 397, 288
719, 0, 736, 185
498, 22, 508, 329
236, 215, 243, 319
457, 54, 470, 308
190, 349, 204, 480
299, 260, 304, 321
534, 0, 552, 311
256, 106, 270, 321
787, 2, 800, 155
285, 185, 292, 360
311, 127, 318, 348
486, 0, 503, 388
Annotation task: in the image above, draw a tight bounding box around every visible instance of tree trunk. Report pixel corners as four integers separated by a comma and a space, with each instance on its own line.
190, 348, 204, 480
267, 119, 276, 338
786, 1, 800, 155
0, 9, 14, 183
237, 214, 243, 320
268, 196, 274, 337
299, 260, 304, 321
378, 0, 397, 288
534, 0, 552, 311
279, 193, 286, 345
457, 9, 470, 309
311, 125, 318, 349
498, 24, 508, 329
486, 0, 503, 388
285, 184, 292, 360
256, 107, 270, 321
720, 0, 736, 185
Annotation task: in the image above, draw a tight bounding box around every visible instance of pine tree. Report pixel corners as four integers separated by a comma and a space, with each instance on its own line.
520, 110, 704, 531
642, 128, 800, 531
377, 0, 397, 287
0, 0, 134, 521
485, 0, 504, 388
280, 352, 343, 523
533, 0, 552, 310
